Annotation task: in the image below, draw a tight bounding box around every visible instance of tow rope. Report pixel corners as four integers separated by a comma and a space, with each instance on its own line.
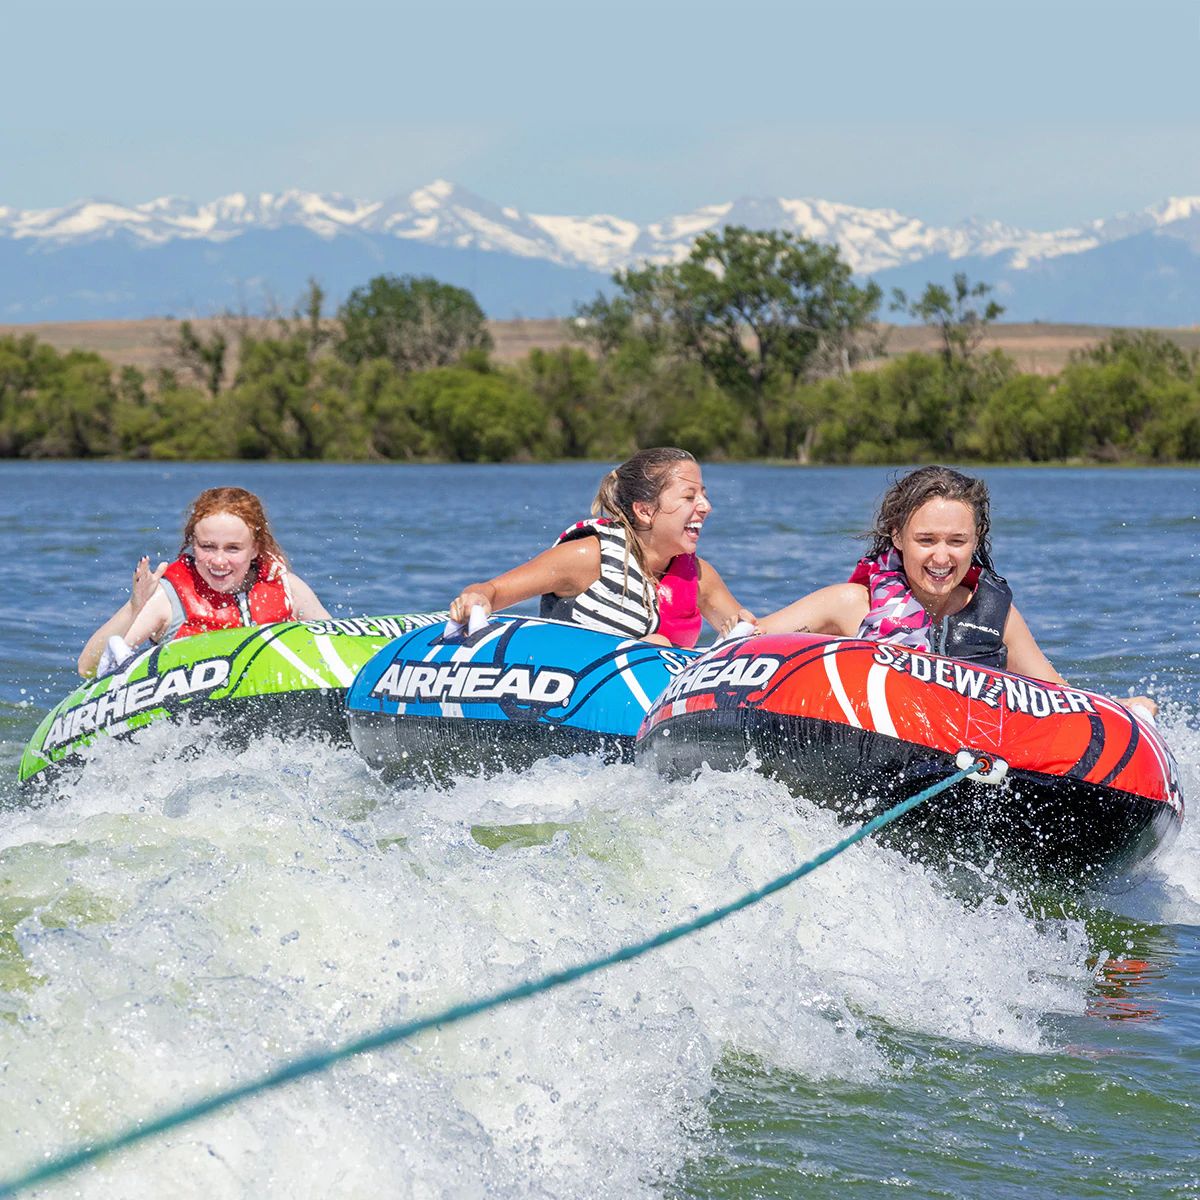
0, 758, 984, 1197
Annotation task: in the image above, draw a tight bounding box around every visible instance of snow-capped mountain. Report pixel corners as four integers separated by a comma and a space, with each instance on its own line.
8, 179, 1200, 272
3, 181, 1200, 324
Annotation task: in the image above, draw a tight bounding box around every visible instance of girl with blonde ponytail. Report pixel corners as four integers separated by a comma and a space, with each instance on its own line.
450, 449, 754, 647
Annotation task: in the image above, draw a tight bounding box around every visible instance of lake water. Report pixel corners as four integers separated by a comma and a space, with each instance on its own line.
0, 462, 1197, 1198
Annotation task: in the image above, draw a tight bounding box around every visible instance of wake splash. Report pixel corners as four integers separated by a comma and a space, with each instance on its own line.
1104, 704, 1200, 925
3, 713, 1188, 1199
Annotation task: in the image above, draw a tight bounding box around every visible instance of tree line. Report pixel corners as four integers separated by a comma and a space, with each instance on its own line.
1, 231, 1198, 464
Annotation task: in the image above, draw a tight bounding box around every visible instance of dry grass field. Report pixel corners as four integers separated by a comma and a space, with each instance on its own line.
4, 316, 1200, 377
0, 317, 575, 374
877, 322, 1200, 374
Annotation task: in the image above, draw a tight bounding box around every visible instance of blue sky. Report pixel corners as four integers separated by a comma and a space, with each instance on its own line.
5, 0, 1199, 226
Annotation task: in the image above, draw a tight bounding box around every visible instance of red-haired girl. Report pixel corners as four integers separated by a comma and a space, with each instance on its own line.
79, 487, 329, 676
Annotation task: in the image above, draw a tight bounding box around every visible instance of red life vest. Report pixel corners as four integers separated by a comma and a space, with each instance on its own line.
161, 555, 293, 641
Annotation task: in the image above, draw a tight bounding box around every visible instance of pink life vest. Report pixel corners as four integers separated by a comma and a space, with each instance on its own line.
849, 549, 981, 649
548, 518, 702, 648
655, 551, 702, 648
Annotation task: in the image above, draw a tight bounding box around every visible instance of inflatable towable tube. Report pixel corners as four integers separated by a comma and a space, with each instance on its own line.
635, 632, 1184, 883
19, 613, 446, 784
346, 615, 698, 779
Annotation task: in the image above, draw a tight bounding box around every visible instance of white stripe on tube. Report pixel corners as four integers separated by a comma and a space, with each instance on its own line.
866, 661, 898, 738
823, 643, 862, 729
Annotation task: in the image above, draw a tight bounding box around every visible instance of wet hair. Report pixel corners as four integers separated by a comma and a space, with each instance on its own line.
179, 487, 288, 568
592, 447, 697, 604
864, 465, 994, 570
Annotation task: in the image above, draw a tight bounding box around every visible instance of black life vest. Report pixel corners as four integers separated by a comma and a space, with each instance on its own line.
929, 569, 1012, 668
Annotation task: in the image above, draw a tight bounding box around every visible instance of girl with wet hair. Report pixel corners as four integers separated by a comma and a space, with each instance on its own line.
865, 465, 995, 571
79, 487, 330, 677
179, 487, 290, 568
450, 448, 754, 647
759, 465, 1155, 712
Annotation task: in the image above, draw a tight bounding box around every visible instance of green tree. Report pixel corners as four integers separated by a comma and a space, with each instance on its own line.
1047, 330, 1198, 459
173, 320, 228, 397
1135, 382, 1200, 461
647, 372, 750, 459
890, 274, 1013, 445
352, 359, 433, 460
595, 345, 686, 456
268, 278, 336, 363
114, 376, 237, 460
891, 273, 1004, 368
974, 374, 1079, 461
571, 292, 670, 359
578, 226, 881, 451
336, 274, 492, 373
1074, 328, 1197, 377
229, 332, 369, 460
404, 364, 547, 461
0, 338, 121, 458
809, 353, 951, 464
763, 378, 840, 462
0, 335, 56, 456
33, 353, 120, 457
522, 347, 602, 458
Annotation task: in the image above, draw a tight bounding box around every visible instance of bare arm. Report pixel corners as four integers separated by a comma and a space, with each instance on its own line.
1001, 605, 1066, 686
79, 606, 137, 676
758, 583, 870, 637
77, 557, 168, 676
696, 558, 756, 636
121, 589, 173, 654
450, 540, 601, 624
288, 573, 330, 620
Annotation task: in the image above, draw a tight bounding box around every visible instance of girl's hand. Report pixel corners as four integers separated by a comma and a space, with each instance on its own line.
718, 608, 758, 638
449, 590, 492, 625
131, 557, 167, 614
1119, 695, 1158, 719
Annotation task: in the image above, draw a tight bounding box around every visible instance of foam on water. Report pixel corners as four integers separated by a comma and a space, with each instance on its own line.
1104, 705, 1200, 926
0, 720, 1112, 1198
